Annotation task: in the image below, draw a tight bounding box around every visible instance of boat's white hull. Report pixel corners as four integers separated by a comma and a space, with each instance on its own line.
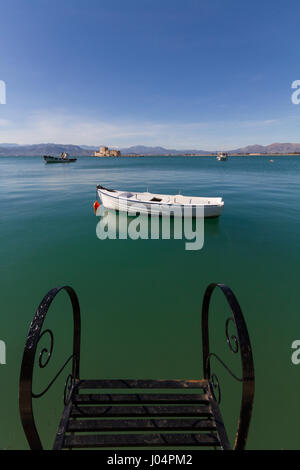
217, 152, 228, 161
97, 188, 224, 218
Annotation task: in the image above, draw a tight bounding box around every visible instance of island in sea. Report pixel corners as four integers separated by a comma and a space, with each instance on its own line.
1, 142, 300, 157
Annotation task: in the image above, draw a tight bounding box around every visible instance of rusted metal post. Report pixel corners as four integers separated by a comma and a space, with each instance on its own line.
202, 283, 255, 450
19, 286, 81, 450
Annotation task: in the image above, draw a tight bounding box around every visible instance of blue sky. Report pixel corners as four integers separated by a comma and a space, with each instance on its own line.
0, 0, 300, 149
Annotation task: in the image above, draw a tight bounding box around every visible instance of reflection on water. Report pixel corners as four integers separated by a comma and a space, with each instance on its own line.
95, 208, 208, 251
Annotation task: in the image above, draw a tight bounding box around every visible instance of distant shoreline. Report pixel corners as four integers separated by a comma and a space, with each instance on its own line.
120, 153, 300, 157
1, 153, 300, 158
2, 142, 300, 157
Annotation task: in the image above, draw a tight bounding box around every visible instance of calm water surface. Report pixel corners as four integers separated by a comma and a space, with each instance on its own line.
0, 156, 300, 449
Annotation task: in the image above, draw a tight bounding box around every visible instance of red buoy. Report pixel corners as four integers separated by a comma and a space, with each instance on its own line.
93, 200, 100, 214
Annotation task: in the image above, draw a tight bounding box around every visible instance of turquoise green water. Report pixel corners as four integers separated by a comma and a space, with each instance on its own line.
0, 156, 300, 449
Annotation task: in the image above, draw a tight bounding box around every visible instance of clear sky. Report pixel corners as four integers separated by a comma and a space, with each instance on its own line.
0, 0, 300, 149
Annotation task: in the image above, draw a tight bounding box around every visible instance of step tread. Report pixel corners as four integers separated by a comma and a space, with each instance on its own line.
70, 404, 212, 418
78, 379, 208, 390
74, 393, 209, 405
63, 432, 220, 448
67, 418, 217, 432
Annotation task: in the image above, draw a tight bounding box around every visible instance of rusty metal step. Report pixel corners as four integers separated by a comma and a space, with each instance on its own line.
67, 417, 217, 433
77, 379, 208, 390
74, 393, 209, 405
63, 432, 220, 448
70, 404, 213, 418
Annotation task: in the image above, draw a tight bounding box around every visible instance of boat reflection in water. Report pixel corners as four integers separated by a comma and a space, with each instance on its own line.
95, 206, 219, 251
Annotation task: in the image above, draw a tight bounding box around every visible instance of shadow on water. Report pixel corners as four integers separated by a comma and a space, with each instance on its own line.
95, 208, 220, 249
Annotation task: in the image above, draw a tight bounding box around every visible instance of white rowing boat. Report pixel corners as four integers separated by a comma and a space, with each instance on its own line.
97, 185, 224, 218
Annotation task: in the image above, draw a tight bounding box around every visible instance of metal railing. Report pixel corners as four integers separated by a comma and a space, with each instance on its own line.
19, 286, 81, 450
19, 282, 254, 450
202, 283, 255, 450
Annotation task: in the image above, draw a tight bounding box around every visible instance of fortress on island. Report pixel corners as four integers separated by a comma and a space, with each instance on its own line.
94, 146, 121, 157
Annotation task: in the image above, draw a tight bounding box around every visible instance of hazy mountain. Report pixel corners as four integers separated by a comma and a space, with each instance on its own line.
0, 142, 300, 156
119, 145, 211, 155
0, 143, 211, 156
232, 142, 300, 154
0, 143, 92, 156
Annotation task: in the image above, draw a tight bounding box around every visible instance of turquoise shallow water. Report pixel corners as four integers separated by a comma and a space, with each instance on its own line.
0, 155, 300, 449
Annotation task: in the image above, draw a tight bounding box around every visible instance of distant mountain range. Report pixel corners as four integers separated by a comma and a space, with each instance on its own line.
119, 145, 210, 155
1, 142, 300, 156
232, 143, 300, 154
120, 143, 300, 155
0, 143, 93, 156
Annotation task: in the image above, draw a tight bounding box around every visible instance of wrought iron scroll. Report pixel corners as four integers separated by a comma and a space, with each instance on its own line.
19, 286, 81, 450
202, 283, 255, 450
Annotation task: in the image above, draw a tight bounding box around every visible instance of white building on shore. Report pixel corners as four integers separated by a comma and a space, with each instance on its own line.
94, 146, 121, 157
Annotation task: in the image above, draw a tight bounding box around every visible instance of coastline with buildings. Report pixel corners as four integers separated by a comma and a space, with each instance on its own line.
93, 146, 300, 157
93, 146, 145, 157
1, 143, 300, 157
92, 145, 300, 158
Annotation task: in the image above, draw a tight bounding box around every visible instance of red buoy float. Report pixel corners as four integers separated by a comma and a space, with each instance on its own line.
93, 200, 100, 214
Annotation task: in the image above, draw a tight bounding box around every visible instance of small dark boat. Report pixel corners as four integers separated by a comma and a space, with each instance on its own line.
43, 152, 77, 164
